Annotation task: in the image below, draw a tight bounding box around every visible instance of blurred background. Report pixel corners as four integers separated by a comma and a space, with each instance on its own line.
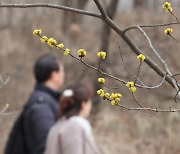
1, 0, 180, 153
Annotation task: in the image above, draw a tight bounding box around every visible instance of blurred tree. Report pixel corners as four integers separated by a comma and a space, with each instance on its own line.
100, 0, 119, 53
62, 0, 88, 34
133, 0, 147, 8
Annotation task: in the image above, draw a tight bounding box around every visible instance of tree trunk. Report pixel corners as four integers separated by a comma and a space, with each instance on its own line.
62, 0, 88, 33
100, 0, 119, 53
133, 0, 147, 8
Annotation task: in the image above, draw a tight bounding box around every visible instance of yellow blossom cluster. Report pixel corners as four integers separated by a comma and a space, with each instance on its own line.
33, 29, 42, 36
137, 54, 145, 62
33, 29, 69, 55
78, 49, 87, 58
109, 93, 122, 105
164, 28, 173, 35
64, 48, 70, 55
97, 89, 122, 105
47, 38, 57, 47
57, 43, 64, 49
40, 36, 48, 43
104, 92, 110, 98
97, 51, 106, 59
97, 89, 105, 97
126, 81, 136, 93
162, 2, 172, 12
98, 78, 105, 84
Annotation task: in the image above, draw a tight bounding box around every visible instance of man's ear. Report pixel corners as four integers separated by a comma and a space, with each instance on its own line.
81, 101, 86, 110
50, 71, 57, 80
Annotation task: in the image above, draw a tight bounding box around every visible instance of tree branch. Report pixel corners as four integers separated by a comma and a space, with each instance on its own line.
0, 1, 179, 93
0, 3, 101, 19
118, 104, 180, 113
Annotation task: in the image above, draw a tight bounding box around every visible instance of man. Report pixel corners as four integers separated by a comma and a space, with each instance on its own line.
20, 54, 64, 154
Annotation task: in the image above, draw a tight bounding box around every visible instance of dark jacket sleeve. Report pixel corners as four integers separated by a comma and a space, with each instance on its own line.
28, 103, 56, 154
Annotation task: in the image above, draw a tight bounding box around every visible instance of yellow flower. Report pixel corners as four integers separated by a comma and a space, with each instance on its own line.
129, 87, 136, 93
33, 29, 42, 36
115, 93, 122, 98
40, 36, 48, 43
98, 78, 105, 84
162, 2, 172, 12
137, 54, 145, 61
164, 28, 173, 35
115, 98, 120, 102
110, 93, 115, 100
104, 92, 110, 98
126, 82, 134, 88
64, 48, 70, 55
47, 38, 57, 47
126, 81, 137, 93
78, 49, 87, 58
97, 51, 106, 59
110, 92, 122, 103
57, 43, 64, 49
97, 89, 104, 97
111, 100, 116, 106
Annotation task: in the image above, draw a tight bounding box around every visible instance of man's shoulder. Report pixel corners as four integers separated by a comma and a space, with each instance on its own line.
26, 90, 57, 106
31, 90, 55, 100
25, 90, 58, 116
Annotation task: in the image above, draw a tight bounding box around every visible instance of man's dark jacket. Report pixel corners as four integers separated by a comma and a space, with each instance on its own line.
23, 83, 60, 154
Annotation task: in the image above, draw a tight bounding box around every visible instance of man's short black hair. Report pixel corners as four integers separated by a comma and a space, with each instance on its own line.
34, 54, 60, 83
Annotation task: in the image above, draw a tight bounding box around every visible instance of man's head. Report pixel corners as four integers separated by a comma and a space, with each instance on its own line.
34, 54, 64, 90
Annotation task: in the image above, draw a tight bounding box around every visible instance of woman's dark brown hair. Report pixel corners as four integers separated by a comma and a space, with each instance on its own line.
59, 84, 93, 119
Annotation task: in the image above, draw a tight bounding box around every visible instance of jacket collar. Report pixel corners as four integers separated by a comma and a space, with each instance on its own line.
35, 83, 61, 101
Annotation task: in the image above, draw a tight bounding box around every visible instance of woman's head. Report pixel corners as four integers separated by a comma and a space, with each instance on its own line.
59, 84, 93, 119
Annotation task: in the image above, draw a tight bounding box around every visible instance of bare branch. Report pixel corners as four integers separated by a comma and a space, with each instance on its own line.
0, 104, 9, 115
138, 73, 167, 89
123, 22, 180, 32
0, 3, 101, 19
135, 26, 179, 93
140, 21, 180, 28
118, 43, 145, 86
118, 104, 180, 113
134, 61, 142, 85
0, 75, 10, 88
132, 92, 145, 108
1, 1, 177, 89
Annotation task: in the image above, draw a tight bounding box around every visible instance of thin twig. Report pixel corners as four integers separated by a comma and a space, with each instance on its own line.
122, 22, 180, 32
134, 61, 142, 85
0, 104, 9, 115
174, 90, 180, 103
118, 104, 180, 112
0, 75, 10, 88
141, 21, 180, 28
117, 42, 145, 86
169, 34, 180, 42
172, 73, 180, 77
104, 83, 123, 89
169, 10, 179, 22
138, 73, 167, 89
132, 92, 145, 108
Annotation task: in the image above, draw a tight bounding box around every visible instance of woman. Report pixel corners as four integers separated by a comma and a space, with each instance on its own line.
45, 84, 99, 154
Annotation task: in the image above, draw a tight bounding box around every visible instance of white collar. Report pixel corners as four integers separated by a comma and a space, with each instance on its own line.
70, 116, 92, 136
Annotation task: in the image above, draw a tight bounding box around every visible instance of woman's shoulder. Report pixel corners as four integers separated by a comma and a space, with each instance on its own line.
51, 118, 84, 135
